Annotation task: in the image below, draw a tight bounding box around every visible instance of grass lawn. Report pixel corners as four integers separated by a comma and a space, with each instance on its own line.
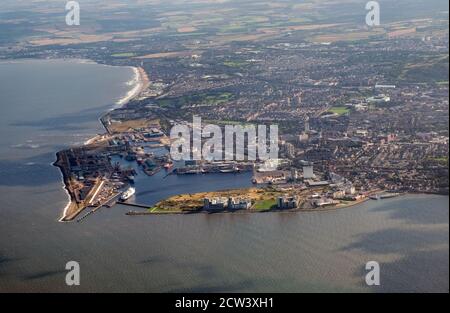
111, 52, 136, 58
223, 61, 249, 68
253, 199, 277, 211
203, 119, 253, 127
149, 207, 182, 214
156, 92, 233, 108
431, 157, 449, 165
328, 106, 351, 115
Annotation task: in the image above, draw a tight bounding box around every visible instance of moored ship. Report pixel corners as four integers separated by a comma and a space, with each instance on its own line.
120, 187, 136, 201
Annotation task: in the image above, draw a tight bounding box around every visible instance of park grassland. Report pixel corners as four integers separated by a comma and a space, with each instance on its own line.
156, 92, 234, 108
111, 52, 136, 58
328, 106, 351, 115
429, 157, 449, 165
253, 199, 277, 211
223, 60, 250, 68
202, 119, 254, 127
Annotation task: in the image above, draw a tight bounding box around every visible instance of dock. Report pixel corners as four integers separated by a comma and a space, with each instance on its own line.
77, 192, 121, 223
117, 201, 151, 209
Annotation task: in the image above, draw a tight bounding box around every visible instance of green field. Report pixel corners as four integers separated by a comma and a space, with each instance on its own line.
328, 106, 351, 115
223, 60, 249, 68
169, 32, 208, 38
156, 92, 233, 108
431, 157, 449, 165
253, 199, 277, 211
203, 119, 254, 127
111, 52, 136, 58
149, 207, 182, 214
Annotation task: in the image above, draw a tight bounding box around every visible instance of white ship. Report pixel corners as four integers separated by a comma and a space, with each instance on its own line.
120, 187, 136, 201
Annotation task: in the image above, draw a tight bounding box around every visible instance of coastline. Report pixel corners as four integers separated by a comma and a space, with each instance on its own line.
124, 190, 399, 217
54, 151, 81, 222
123, 195, 377, 216
56, 61, 150, 221
125, 192, 449, 217
115, 66, 150, 108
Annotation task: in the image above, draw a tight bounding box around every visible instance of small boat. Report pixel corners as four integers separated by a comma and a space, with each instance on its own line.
220, 169, 235, 173
120, 187, 136, 201
219, 165, 240, 173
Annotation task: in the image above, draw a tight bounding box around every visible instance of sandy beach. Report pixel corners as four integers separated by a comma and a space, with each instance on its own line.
116, 66, 150, 107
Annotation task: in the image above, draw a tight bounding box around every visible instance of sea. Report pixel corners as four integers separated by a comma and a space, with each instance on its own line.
0, 59, 448, 293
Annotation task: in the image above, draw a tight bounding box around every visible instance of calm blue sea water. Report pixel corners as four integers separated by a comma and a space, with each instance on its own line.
0, 59, 448, 293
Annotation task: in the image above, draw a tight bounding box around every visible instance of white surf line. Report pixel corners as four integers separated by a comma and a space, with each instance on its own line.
58, 175, 73, 223
115, 66, 143, 108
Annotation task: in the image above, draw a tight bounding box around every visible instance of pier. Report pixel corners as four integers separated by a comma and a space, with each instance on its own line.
77, 193, 121, 223
117, 201, 151, 209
